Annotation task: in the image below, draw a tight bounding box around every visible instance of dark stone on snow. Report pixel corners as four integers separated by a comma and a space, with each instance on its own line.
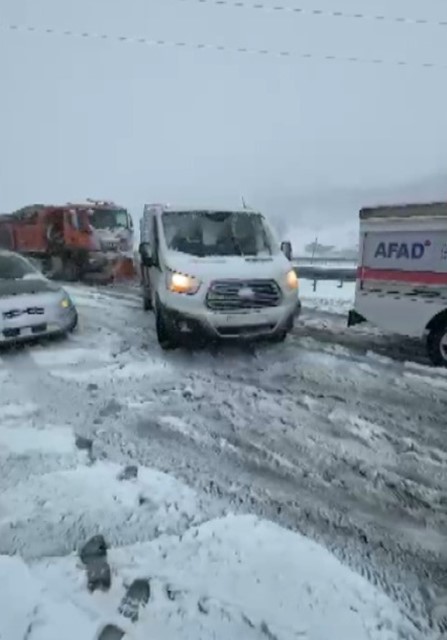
80, 534, 108, 564
99, 399, 122, 417
87, 383, 99, 392
197, 598, 210, 615
119, 578, 150, 622
75, 435, 93, 454
165, 584, 181, 601
118, 465, 138, 481
97, 624, 125, 640
86, 558, 112, 592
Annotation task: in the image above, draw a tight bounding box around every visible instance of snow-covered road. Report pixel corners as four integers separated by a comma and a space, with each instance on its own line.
1, 283, 446, 638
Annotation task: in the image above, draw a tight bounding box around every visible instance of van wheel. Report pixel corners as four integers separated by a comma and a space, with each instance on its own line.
143, 294, 152, 311
427, 323, 447, 367
155, 305, 179, 351
270, 329, 287, 344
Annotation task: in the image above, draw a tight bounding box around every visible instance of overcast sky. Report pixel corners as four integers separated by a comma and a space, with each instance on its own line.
1, 0, 446, 244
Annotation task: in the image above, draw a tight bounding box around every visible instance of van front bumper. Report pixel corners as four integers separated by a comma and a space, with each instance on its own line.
159, 296, 301, 341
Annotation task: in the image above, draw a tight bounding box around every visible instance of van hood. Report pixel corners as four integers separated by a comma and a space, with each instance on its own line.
165, 252, 291, 280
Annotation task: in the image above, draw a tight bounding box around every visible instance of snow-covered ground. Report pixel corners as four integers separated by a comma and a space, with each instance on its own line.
299, 279, 355, 315
0, 418, 428, 640
1, 282, 447, 638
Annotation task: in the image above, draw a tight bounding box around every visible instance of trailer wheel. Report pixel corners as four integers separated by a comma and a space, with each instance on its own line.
427, 323, 447, 367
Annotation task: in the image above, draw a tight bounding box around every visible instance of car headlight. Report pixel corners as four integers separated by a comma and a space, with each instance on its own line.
285, 269, 299, 290
60, 293, 72, 309
166, 271, 201, 295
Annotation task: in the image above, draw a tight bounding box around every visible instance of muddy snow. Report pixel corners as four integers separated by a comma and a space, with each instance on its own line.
1, 282, 446, 639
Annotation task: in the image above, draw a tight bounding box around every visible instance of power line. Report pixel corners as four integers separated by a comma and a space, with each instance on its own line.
2, 23, 446, 70
178, 0, 447, 28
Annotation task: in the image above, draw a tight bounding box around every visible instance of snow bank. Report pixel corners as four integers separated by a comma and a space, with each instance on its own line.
3, 515, 419, 640
300, 280, 354, 315
0, 461, 204, 558
0, 556, 96, 640
0, 425, 75, 456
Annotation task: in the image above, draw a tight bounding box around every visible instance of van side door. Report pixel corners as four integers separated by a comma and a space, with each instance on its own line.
149, 214, 162, 307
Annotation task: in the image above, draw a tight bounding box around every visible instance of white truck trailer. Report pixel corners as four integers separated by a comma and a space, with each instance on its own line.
348, 201, 447, 366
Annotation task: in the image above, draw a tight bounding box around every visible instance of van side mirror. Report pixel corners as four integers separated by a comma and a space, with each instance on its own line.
128, 215, 134, 230
139, 242, 153, 267
281, 241, 292, 261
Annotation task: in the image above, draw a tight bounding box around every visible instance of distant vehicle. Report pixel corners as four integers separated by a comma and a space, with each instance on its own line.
349, 201, 447, 366
83, 199, 136, 281
0, 250, 78, 344
0, 201, 135, 284
139, 204, 300, 349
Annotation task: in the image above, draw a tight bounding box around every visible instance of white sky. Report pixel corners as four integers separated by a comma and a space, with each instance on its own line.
1, 0, 447, 243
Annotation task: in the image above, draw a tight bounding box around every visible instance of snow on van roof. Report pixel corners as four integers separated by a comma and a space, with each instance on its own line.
143, 204, 261, 215
360, 201, 447, 220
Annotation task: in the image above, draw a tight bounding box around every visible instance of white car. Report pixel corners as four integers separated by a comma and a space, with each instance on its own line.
0, 250, 78, 344
139, 206, 300, 349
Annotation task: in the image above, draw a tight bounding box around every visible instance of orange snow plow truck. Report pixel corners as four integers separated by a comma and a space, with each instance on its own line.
0, 200, 136, 283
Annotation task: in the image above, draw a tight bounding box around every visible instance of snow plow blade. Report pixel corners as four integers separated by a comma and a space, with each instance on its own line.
82, 256, 136, 286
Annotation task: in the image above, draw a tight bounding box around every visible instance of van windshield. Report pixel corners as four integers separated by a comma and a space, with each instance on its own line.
162, 210, 274, 257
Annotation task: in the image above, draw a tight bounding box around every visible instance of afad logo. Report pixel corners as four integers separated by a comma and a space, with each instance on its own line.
374, 239, 431, 260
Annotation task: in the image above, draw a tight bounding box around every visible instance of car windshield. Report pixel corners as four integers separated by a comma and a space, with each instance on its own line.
0, 254, 36, 279
162, 210, 274, 257
90, 208, 129, 230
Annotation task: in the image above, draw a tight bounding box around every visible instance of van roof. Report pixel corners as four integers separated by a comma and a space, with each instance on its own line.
360, 201, 447, 220
144, 205, 261, 215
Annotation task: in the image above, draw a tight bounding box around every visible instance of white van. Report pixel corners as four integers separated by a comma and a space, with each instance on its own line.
349, 201, 447, 366
139, 205, 300, 349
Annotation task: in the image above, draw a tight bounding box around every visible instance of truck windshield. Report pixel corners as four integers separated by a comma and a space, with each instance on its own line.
162, 210, 274, 257
91, 209, 129, 230
0, 254, 36, 279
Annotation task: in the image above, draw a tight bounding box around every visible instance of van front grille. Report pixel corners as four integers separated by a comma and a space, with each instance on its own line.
206, 279, 281, 312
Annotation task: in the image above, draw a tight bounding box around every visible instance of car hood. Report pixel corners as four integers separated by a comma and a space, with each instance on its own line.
0, 277, 61, 298
165, 252, 291, 280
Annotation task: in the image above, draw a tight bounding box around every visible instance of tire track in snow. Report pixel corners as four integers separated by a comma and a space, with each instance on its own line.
1, 284, 446, 635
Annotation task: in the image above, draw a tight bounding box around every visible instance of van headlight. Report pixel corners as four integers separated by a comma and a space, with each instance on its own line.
166, 271, 201, 295
285, 269, 299, 290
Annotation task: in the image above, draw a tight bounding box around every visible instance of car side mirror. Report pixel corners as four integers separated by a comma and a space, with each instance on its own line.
139, 242, 153, 267
281, 241, 292, 261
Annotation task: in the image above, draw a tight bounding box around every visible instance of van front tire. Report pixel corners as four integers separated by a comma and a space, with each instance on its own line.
269, 329, 287, 343
427, 323, 447, 367
155, 305, 179, 351
143, 294, 152, 311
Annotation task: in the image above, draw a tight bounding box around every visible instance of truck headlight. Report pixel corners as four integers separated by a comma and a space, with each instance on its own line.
285, 269, 299, 290
166, 271, 201, 295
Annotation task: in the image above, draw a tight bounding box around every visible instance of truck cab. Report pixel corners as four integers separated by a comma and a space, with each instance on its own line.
139, 204, 300, 349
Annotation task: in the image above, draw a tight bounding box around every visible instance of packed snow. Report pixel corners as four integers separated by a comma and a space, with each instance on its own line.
1, 280, 446, 639
0, 418, 422, 640
299, 279, 355, 315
